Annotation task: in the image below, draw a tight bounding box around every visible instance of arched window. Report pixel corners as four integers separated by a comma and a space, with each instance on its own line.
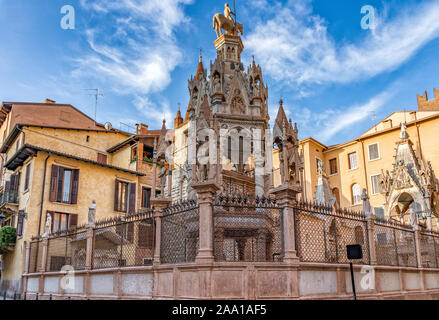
332, 188, 340, 208
351, 184, 361, 205
354, 226, 364, 245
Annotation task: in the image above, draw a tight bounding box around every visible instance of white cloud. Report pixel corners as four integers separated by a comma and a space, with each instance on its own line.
283, 89, 394, 143
245, 0, 439, 87
74, 0, 193, 126
133, 95, 173, 126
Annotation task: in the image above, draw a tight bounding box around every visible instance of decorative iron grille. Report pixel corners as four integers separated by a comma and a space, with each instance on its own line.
160, 200, 199, 264
294, 201, 370, 265
92, 210, 154, 269
46, 231, 87, 272
420, 232, 439, 269
374, 219, 417, 267
213, 194, 283, 262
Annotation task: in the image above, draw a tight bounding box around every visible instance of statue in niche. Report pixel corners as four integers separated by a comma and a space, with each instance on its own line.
43, 213, 52, 237
213, 73, 221, 93
380, 169, 392, 194
196, 139, 210, 182
253, 79, 260, 97
231, 96, 245, 115
158, 164, 167, 196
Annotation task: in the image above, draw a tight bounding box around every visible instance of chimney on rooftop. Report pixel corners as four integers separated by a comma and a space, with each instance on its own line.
45, 99, 56, 104
136, 123, 149, 135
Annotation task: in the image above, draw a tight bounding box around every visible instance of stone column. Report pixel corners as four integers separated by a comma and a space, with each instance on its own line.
167, 169, 173, 198
270, 183, 302, 264
150, 197, 171, 264
191, 181, 220, 264
24, 242, 31, 274
85, 228, 94, 270
367, 215, 377, 265
152, 138, 158, 196
40, 238, 49, 273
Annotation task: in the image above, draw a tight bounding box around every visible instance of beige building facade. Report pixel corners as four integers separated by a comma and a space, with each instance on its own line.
0, 101, 158, 295
298, 92, 439, 231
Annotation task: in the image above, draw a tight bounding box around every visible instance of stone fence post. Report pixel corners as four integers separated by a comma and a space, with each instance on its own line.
40, 238, 48, 273
150, 197, 171, 265
414, 227, 423, 268
191, 181, 220, 264
366, 215, 377, 265
270, 183, 301, 264
85, 201, 96, 270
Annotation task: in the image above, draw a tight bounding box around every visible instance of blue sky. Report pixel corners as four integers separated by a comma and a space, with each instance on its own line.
0, 0, 438, 145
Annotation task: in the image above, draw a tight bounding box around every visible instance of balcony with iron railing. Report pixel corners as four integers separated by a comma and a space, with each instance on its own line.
0, 190, 19, 207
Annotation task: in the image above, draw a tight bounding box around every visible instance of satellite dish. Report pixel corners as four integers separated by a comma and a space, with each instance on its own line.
104, 122, 113, 130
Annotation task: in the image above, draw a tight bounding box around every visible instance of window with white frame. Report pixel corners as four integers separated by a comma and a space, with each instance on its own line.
370, 174, 381, 195
352, 184, 361, 205
368, 143, 380, 161
348, 152, 358, 170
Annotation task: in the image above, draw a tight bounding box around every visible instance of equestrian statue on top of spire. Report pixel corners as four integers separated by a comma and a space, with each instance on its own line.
213, 2, 244, 38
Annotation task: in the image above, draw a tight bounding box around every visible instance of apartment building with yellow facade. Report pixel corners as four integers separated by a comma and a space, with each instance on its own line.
0, 100, 158, 296
299, 89, 439, 231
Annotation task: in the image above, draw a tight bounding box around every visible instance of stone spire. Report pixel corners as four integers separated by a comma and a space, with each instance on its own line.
174, 105, 183, 128
195, 52, 205, 80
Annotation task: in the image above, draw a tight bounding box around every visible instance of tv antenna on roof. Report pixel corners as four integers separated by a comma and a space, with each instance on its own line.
84, 89, 104, 125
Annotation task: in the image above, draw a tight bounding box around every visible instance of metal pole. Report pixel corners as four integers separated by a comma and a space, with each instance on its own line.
350, 262, 357, 300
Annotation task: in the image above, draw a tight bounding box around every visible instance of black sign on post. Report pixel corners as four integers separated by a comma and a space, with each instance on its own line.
346, 244, 363, 301
347, 244, 363, 260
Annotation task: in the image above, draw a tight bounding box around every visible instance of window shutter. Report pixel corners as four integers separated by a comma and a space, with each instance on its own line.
128, 183, 136, 214
10, 174, 18, 191
49, 165, 60, 202
11, 215, 16, 228
17, 210, 24, 237
25, 164, 31, 190
97, 153, 107, 164
114, 180, 119, 211
5, 180, 11, 192
70, 169, 80, 204
69, 214, 78, 229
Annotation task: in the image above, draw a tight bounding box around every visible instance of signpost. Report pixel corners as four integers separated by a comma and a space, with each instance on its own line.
346, 244, 363, 300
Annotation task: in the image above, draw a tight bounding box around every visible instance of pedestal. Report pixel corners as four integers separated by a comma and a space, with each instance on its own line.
270, 183, 302, 264
150, 197, 172, 265
191, 181, 220, 264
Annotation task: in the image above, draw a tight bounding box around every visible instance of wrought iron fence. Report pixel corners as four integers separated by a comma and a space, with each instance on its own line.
46, 231, 87, 272
160, 200, 199, 264
28, 240, 43, 273
420, 232, 439, 269
92, 210, 154, 269
213, 194, 283, 262
374, 219, 417, 267
294, 201, 370, 265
